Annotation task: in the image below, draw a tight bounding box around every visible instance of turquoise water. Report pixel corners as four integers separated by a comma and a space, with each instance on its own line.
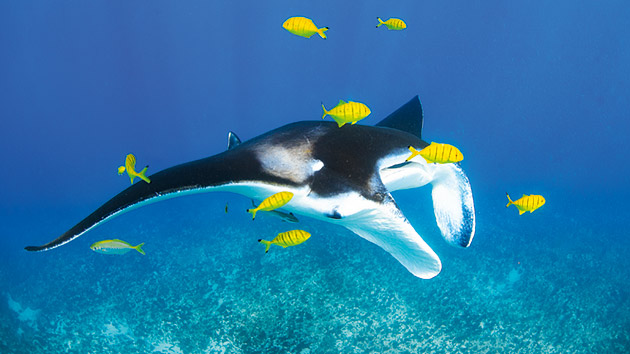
2, 192, 629, 353
2, 1, 630, 353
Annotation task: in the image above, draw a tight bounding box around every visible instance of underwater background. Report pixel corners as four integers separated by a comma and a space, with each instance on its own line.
1, 1, 629, 353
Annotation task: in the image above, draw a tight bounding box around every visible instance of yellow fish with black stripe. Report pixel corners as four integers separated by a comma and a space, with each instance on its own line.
506, 193, 546, 215
406, 142, 463, 164
376, 17, 407, 31
322, 100, 371, 127
118, 153, 151, 184
247, 191, 294, 220
283, 16, 329, 39
258, 229, 311, 253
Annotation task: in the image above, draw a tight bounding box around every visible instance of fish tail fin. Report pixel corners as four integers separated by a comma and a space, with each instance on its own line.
134, 243, 145, 255
247, 208, 258, 220
406, 146, 420, 161
321, 102, 328, 119
376, 17, 384, 28
138, 166, 151, 183
506, 193, 513, 207
317, 27, 329, 39
258, 239, 271, 253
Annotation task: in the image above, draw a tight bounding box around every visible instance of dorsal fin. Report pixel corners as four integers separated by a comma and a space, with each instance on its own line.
376, 95, 423, 139
227, 131, 241, 150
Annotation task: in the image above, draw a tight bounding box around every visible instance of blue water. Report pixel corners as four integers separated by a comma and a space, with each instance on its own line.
1, 1, 629, 353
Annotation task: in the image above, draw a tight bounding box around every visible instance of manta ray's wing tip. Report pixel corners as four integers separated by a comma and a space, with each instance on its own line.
345, 197, 442, 279
430, 163, 476, 249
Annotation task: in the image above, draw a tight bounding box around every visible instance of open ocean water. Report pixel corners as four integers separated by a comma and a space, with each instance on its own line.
1, 1, 629, 353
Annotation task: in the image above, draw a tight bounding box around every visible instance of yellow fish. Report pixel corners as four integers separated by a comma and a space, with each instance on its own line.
506, 193, 546, 215
90, 239, 145, 255
322, 100, 371, 127
247, 191, 294, 220
376, 17, 407, 31
406, 142, 463, 164
282, 17, 329, 39
118, 154, 151, 184
258, 229, 311, 253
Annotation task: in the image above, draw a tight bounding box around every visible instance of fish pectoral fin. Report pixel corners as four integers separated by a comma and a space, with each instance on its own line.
344, 195, 442, 279
331, 116, 346, 127
430, 163, 476, 248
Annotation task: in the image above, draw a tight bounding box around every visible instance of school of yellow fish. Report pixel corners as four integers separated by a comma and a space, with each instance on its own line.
94, 13, 544, 259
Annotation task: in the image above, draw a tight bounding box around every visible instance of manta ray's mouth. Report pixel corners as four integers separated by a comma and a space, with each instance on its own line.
380, 160, 433, 193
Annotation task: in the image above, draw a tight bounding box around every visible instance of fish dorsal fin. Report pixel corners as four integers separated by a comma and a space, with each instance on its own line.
227, 131, 241, 150
376, 95, 423, 139
337, 99, 347, 106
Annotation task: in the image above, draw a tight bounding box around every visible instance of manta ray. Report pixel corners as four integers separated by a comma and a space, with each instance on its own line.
25, 96, 475, 279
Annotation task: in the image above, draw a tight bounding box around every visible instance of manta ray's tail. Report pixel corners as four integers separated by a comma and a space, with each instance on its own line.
25, 152, 242, 253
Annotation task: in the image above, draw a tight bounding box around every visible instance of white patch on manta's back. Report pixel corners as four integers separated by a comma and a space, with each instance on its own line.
311, 159, 324, 172
255, 129, 326, 184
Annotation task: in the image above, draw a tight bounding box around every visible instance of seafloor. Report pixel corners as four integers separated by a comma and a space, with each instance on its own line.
1, 191, 629, 353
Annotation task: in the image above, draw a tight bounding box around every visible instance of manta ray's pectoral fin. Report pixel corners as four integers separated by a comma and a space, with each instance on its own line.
343, 194, 442, 279
430, 163, 476, 248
